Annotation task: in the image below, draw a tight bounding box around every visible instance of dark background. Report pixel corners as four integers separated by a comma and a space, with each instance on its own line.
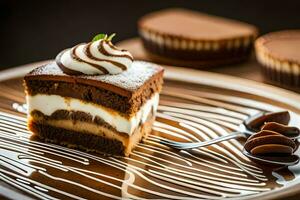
1, 0, 300, 69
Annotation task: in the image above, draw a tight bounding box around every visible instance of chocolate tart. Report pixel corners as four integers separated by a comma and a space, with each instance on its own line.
24, 61, 164, 156
255, 30, 300, 90
138, 8, 258, 67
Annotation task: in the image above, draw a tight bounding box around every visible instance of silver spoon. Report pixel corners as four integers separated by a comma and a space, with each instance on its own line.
160, 111, 300, 165
159, 123, 300, 150
160, 111, 298, 148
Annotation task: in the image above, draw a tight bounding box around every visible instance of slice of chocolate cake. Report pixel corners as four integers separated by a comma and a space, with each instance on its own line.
24, 34, 164, 156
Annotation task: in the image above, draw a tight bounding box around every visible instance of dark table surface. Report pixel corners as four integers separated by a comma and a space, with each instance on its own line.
1, 0, 300, 69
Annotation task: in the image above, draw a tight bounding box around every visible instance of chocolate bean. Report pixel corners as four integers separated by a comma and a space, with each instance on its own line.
262, 122, 300, 138
244, 111, 290, 132
244, 130, 296, 156
250, 144, 294, 155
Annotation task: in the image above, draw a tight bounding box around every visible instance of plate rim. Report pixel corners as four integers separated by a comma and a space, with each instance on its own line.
1, 60, 300, 200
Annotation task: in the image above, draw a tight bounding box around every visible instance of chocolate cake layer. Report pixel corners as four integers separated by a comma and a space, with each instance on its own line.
24, 62, 163, 115
30, 121, 126, 155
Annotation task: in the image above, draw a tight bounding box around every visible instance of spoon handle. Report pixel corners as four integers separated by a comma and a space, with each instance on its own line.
185, 131, 245, 149
293, 135, 300, 140
206, 131, 245, 144
160, 131, 247, 150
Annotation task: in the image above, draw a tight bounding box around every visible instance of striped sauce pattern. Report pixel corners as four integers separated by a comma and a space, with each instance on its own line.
0, 80, 299, 199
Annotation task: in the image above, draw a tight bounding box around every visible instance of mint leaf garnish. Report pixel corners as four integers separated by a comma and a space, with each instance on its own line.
92, 34, 107, 42
92, 33, 116, 42
107, 33, 116, 41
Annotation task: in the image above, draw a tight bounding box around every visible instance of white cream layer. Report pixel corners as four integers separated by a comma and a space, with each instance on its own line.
27, 93, 159, 136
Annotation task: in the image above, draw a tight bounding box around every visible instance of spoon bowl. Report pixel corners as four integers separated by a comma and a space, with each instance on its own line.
242, 149, 299, 166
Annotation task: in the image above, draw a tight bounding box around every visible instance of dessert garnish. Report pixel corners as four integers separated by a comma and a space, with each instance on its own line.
244, 129, 297, 156
262, 122, 300, 138
243, 112, 298, 164
56, 33, 133, 75
244, 121, 299, 158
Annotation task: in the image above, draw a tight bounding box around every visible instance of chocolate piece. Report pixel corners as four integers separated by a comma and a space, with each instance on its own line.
262, 122, 300, 138
251, 144, 294, 155
244, 130, 297, 155
255, 30, 300, 89
138, 8, 258, 66
244, 111, 290, 132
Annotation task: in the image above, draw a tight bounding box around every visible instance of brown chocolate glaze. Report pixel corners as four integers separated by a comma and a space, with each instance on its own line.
24, 61, 164, 98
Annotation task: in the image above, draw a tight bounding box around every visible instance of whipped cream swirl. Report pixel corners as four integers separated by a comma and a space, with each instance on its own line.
56, 39, 133, 75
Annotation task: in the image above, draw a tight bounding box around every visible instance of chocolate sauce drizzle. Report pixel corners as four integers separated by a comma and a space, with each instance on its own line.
98, 40, 134, 61
71, 44, 110, 74
85, 43, 127, 71
0, 81, 300, 199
